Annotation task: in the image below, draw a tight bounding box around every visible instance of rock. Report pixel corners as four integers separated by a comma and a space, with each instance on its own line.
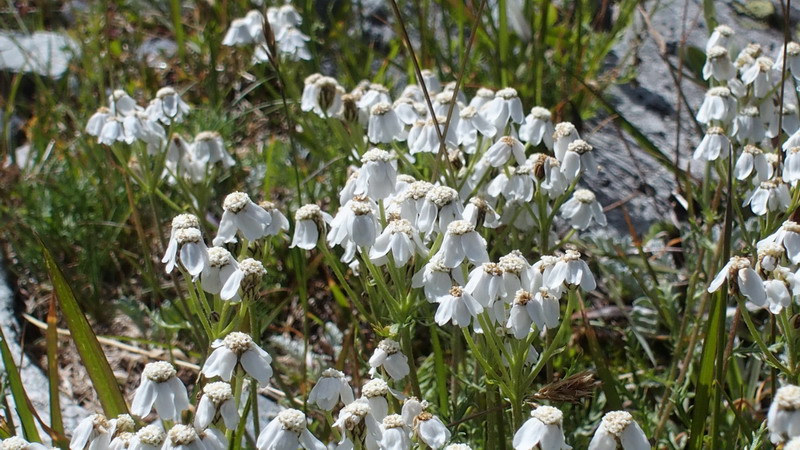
0, 255, 86, 443
0, 31, 79, 78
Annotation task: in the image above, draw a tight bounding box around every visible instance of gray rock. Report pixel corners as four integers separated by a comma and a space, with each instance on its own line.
0, 31, 79, 78
0, 257, 86, 443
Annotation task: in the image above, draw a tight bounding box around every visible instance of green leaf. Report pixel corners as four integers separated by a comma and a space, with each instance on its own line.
39, 238, 129, 417
0, 327, 41, 442
46, 296, 68, 448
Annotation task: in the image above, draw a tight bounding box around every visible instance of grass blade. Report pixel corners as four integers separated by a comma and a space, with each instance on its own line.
0, 326, 41, 442
39, 238, 129, 417
46, 295, 67, 448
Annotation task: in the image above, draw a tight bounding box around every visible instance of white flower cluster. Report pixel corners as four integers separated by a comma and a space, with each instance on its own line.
222, 6, 310, 61
85, 88, 236, 184
693, 25, 800, 216
708, 219, 800, 314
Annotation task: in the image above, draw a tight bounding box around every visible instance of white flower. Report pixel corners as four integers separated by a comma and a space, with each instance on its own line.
162, 214, 203, 274
561, 139, 597, 181
394, 97, 425, 125
707, 256, 766, 307
506, 290, 537, 339
779, 104, 800, 136
328, 197, 381, 249
194, 381, 239, 430
744, 178, 791, 216
444, 445, 472, 450
417, 186, 463, 235
290, 204, 333, 250
397, 181, 433, 225
413, 412, 451, 450
482, 136, 527, 167
129, 424, 165, 450
787, 437, 800, 450
86, 107, 111, 136
693, 126, 730, 161
420, 69, 442, 94
468, 88, 494, 110
303, 76, 344, 117
333, 399, 383, 449
759, 221, 800, 264
462, 197, 501, 229
434, 285, 484, 328
498, 250, 534, 300
457, 106, 497, 149
368, 339, 410, 380
519, 107, 554, 149
552, 122, 580, 162
146, 87, 190, 124
731, 106, 766, 144
202, 332, 273, 387
487, 165, 534, 203
436, 220, 489, 268
214, 192, 275, 246
222, 10, 264, 46
433, 91, 461, 127
481, 87, 524, 131
545, 250, 596, 292
785, 147, 800, 183
696, 87, 736, 125
369, 218, 427, 267
758, 242, 784, 272
70, 414, 113, 450
764, 267, 794, 314
706, 24, 734, 52
768, 385, 800, 444
200, 247, 239, 298
308, 368, 354, 411
98, 116, 125, 145
356, 149, 398, 199
162, 425, 204, 450
300, 74, 323, 112
193, 131, 234, 169
358, 84, 392, 112
362, 378, 392, 422
122, 112, 166, 149
409, 116, 458, 154
131, 361, 189, 421
1, 437, 48, 450
274, 26, 312, 61
109, 432, 134, 450
466, 262, 505, 309
534, 288, 561, 329
530, 154, 568, 198
380, 415, 411, 450
198, 428, 226, 450
560, 189, 607, 230
775, 42, 800, 79
588, 411, 649, 450
741, 57, 777, 98
109, 89, 140, 116
259, 201, 290, 237
735, 145, 770, 181
413, 254, 465, 301
513, 406, 570, 450
703, 46, 736, 81
368, 103, 405, 144
219, 257, 266, 301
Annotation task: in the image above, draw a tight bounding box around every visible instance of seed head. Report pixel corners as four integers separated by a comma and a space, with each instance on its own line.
406, 181, 433, 200
156, 87, 176, 99
601, 411, 633, 436
223, 192, 251, 213
775, 385, 800, 410
321, 368, 345, 378
223, 332, 254, 355
370, 102, 392, 116
553, 122, 576, 140
530, 106, 551, 120
531, 405, 563, 425
172, 213, 199, 230
137, 424, 166, 446
743, 145, 762, 155
143, 361, 177, 383
382, 414, 406, 429
706, 126, 725, 136
496, 87, 518, 99
175, 227, 202, 245
567, 139, 592, 154
514, 290, 533, 305
714, 25, 734, 37
304, 73, 322, 85
295, 204, 322, 221
378, 339, 401, 354
499, 251, 526, 275
167, 425, 198, 445
447, 220, 475, 236
277, 409, 307, 432
388, 219, 414, 236
239, 258, 266, 277
574, 189, 596, 204
362, 379, 389, 398
476, 88, 494, 99
784, 221, 800, 233
362, 148, 393, 163
350, 200, 374, 216
449, 286, 464, 297
1, 437, 30, 450
203, 381, 233, 404
460, 106, 478, 119
707, 86, 731, 98
116, 414, 135, 432
741, 106, 759, 117
208, 247, 232, 267
426, 186, 459, 207
482, 262, 503, 276
196, 131, 220, 142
